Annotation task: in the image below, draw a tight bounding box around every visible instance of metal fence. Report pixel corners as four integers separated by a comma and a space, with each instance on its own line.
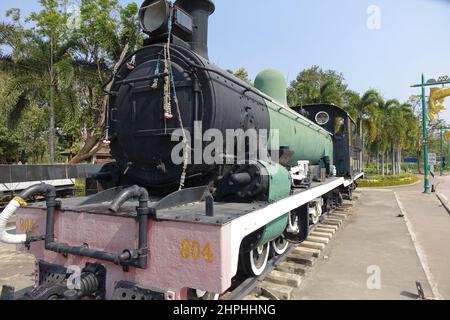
0, 164, 102, 184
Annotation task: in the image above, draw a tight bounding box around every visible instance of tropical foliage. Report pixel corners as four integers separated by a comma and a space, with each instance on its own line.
0, 0, 141, 164
227, 67, 252, 85
358, 173, 419, 188
288, 66, 423, 176
0, 3, 441, 174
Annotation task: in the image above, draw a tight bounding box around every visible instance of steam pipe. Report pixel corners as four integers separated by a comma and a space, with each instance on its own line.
109, 185, 150, 269
19, 184, 57, 246
0, 183, 56, 245
1, 183, 151, 270
44, 185, 151, 269
19, 184, 56, 200
109, 185, 149, 213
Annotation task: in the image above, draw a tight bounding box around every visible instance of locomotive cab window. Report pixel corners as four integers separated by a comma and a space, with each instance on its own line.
315, 111, 330, 125
335, 117, 345, 136
349, 122, 356, 146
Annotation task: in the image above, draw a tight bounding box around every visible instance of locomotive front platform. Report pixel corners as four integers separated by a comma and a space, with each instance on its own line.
11, 174, 362, 300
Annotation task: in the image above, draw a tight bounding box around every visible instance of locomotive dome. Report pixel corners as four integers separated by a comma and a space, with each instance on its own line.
254, 69, 289, 107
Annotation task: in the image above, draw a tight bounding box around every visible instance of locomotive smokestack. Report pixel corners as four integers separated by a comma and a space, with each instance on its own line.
175, 0, 215, 59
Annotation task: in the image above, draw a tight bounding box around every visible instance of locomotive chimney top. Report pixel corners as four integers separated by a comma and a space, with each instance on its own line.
174, 0, 215, 59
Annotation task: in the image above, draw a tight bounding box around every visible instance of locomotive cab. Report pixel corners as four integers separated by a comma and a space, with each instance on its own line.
296, 104, 363, 179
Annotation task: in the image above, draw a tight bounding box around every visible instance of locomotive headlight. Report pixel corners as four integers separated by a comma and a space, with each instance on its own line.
140, 0, 170, 35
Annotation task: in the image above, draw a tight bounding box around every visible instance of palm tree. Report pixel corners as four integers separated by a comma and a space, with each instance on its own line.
344, 89, 384, 171
397, 103, 420, 173
0, 6, 77, 163
381, 99, 403, 175
293, 79, 345, 106
1, 1, 142, 164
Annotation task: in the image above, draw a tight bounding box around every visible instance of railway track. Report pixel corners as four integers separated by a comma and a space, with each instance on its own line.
222, 191, 361, 301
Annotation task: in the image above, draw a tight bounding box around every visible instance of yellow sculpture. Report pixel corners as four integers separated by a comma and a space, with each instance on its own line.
428, 86, 450, 120
445, 130, 450, 143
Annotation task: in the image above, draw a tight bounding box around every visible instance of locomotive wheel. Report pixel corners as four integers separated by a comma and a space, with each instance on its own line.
310, 202, 322, 225
347, 187, 353, 200
241, 242, 270, 277
271, 236, 289, 255
287, 211, 300, 234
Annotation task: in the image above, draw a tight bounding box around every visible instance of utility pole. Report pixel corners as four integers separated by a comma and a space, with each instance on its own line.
448, 140, 450, 173
421, 74, 430, 193
49, 37, 55, 164
439, 126, 450, 176
441, 127, 444, 176
411, 75, 450, 193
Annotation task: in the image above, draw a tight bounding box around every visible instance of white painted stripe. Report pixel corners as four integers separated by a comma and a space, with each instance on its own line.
439, 193, 448, 202
394, 192, 444, 300
362, 189, 393, 193
226, 173, 366, 276
228, 177, 346, 276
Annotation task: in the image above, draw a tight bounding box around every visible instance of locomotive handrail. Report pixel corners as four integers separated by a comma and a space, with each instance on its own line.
186, 60, 272, 102
186, 60, 332, 137
114, 72, 168, 86
269, 103, 333, 137
117, 42, 331, 139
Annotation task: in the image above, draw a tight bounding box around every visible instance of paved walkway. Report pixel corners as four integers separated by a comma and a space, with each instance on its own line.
0, 240, 35, 296
295, 179, 450, 300
436, 174, 450, 213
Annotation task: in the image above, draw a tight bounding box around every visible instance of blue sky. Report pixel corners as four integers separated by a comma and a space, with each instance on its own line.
1, 0, 450, 121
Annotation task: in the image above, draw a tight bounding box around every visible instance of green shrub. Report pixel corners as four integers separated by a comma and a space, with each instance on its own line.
364, 162, 420, 175
358, 173, 419, 187
74, 179, 86, 197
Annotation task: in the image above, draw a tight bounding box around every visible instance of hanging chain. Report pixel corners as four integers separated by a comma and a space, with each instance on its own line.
164, 6, 191, 190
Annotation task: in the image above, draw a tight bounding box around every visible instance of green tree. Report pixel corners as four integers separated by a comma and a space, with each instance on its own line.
68, 0, 142, 163
0, 71, 49, 163
0, 3, 75, 163
287, 66, 348, 107
227, 67, 252, 85
0, 0, 142, 164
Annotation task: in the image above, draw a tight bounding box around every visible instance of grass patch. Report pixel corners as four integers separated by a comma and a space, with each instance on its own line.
358, 173, 419, 187
74, 179, 86, 197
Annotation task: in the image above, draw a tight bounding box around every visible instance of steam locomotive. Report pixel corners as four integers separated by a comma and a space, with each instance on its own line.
0, 0, 363, 300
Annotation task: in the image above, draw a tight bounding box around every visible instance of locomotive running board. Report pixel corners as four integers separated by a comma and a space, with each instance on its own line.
227, 177, 347, 276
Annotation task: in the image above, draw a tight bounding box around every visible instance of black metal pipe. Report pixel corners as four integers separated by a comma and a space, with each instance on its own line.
109, 185, 149, 213
152, 42, 270, 103
45, 204, 56, 245
19, 183, 56, 200
46, 243, 123, 265
193, 78, 201, 121
136, 202, 150, 268
19, 184, 57, 244
186, 61, 273, 102
205, 194, 214, 217
114, 72, 167, 86
42, 185, 151, 269
109, 185, 150, 269
21, 184, 150, 270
